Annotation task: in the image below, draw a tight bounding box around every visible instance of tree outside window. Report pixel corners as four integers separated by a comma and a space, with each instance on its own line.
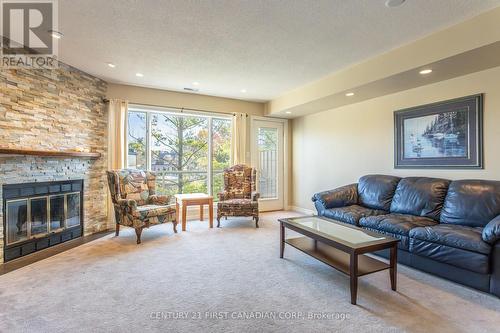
127, 109, 232, 198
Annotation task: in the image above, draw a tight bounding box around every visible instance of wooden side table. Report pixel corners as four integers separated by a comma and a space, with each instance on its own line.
174, 193, 214, 231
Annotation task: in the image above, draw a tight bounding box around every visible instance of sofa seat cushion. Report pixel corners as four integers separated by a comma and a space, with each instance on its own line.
409, 225, 490, 274
322, 205, 386, 226
359, 214, 437, 250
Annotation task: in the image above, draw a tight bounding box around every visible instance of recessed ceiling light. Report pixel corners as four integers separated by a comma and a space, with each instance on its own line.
48, 30, 63, 39
136, 73, 144, 77
240, 89, 247, 93
385, 0, 406, 8
419, 69, 433, 75
285, 111, 292, 114
107, 63, 116, 68
192, 81, 199, 86
345, 92, 355, 97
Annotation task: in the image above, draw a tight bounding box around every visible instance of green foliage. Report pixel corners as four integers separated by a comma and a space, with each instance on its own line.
128, 111, 231, 197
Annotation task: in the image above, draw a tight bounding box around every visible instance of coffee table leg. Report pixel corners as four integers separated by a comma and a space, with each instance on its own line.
350, 253, 358, 305
280, 222, 285, 258
390, 244, 398, 291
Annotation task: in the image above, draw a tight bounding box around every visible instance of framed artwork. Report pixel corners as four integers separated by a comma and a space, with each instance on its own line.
394, 94, 483, 169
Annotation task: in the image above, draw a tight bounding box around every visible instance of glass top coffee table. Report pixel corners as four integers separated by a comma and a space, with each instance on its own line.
278, 216, 399, 305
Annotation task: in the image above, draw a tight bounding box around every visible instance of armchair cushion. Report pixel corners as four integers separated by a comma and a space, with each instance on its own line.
312, 184, 358, 210
135, 204, 176, 219
117, 169, 151, 205
217, 199, 258, 217
483, 215, 500, 244
222, 164, 257, 199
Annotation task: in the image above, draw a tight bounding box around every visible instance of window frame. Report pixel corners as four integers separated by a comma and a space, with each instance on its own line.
126, 104, 232, 197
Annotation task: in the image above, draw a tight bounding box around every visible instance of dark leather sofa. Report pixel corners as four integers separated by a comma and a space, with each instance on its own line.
312, 175, 500, 297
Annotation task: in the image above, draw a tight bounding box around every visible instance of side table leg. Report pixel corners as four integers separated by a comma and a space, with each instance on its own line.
350, 253, 358, 305
182, 204, 187, 231
390, 244, 398, 291
208, 199, 213, 228
176, 201, 180, 228
199, 204, 204, 221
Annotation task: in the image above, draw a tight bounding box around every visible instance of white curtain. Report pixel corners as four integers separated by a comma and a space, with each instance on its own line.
107, 99, 128, 170
107, 99, 128, 226
231, 113, 247, 165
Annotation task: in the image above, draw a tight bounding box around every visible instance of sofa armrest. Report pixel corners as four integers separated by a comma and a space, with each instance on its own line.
252, 191, 260, 201
311, 183, 358, 212
483, 215, 500, 244
490, 241, 500, 297
149, 194, 172, 205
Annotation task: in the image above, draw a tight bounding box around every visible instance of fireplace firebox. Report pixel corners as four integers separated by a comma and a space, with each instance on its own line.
3, 180, 84, 262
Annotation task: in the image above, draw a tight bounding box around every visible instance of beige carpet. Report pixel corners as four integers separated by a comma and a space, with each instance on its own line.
0, 211, 499, 333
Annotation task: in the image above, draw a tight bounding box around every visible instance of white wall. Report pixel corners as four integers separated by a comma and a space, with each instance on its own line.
291, 66, 500, 210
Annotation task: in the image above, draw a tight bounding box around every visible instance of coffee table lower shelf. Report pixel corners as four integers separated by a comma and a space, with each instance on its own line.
285, 237, 390, 276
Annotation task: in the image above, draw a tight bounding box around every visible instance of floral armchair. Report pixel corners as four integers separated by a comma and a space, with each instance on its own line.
217, 164, 260, 228
107, 169, 177, 244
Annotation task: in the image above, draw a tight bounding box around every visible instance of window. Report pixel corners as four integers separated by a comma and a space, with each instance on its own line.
127, 106, 232, 197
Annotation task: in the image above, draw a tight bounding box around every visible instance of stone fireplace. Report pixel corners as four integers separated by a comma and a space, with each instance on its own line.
0, 62, 109, 264
3, 180, 83, 261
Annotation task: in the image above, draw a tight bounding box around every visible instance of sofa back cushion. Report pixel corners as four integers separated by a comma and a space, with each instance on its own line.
358, 175, 401, 211
441, 180, 500, 227
390, 177, 450, 220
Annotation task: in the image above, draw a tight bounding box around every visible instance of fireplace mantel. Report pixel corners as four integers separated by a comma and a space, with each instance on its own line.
0, 148, 101, 158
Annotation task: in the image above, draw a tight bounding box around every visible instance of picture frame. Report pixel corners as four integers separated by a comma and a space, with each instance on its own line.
394, 94, 483, 169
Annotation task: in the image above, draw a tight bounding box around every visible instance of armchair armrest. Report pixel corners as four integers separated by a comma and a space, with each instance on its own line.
116, 199, 137, 211
218, 191, 229, 202
149, 194, 172, 205
252, 191, 260, 201
483, 215, 500, 244
311, 183, 358, 211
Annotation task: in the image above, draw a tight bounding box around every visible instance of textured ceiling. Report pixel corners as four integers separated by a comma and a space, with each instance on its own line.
58, 0, 500, 101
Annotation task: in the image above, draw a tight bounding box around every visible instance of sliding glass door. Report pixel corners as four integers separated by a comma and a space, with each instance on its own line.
127, 106, 231, 197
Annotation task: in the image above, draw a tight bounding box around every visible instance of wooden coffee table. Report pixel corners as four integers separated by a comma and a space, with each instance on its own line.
174, 193, 214, 231
278, 216, 399, 305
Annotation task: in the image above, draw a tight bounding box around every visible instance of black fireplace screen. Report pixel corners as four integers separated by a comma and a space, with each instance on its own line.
5, 193, 80, 246
3, 180, 83, 261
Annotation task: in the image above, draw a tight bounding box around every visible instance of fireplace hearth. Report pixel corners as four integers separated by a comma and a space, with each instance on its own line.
3, 180, 84, 262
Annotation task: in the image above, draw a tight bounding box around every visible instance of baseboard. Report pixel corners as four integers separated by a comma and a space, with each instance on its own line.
287, 205, 315, 215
